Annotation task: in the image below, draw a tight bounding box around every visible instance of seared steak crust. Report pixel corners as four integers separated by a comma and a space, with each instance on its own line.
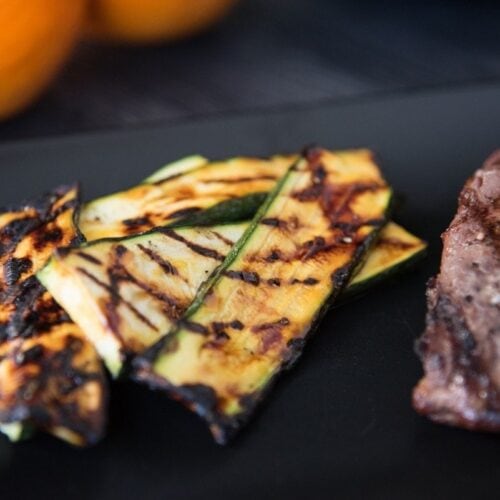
413, 151, 500, 431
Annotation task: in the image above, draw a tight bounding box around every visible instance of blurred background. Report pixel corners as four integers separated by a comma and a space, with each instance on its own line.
0, 0, 499, 142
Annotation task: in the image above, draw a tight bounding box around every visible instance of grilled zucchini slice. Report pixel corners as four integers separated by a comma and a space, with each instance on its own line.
345, 221, 426, 298
0, 186, 107, 446
134, 147, 392, 443
79, 155, 293, 241
40, 218, 424, 378
39, 224, 245, 377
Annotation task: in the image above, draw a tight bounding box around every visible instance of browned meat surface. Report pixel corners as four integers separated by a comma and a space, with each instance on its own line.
413, 151, 500, 431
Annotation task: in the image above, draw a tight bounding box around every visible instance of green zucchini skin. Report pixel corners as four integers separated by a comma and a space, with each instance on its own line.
340, 221, 427, 302
79, 155, 293, 241
134, 147, 393, 444
167, 193, 268, 228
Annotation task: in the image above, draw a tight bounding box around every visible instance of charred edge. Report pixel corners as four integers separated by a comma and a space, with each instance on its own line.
3, 257, 33, 286
75, 251, 103, 266
168, 207, 202, 220
137, 244, 178, 275
179, 319, 209, 335
203, 175, 278, 185
223, 270, 260, 286
160, 228, 225, 261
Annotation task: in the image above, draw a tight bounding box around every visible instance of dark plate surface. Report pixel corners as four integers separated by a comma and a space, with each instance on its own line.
0, 85, 499, 500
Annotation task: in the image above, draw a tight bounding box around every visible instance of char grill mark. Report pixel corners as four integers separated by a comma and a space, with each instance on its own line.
160, 229, 226, 261
210, 230, 236, 247
203, 175, 278, 184
122, 216, 151, 231
138, 243, 178, 276
413, 154, 500, 432
76, 251, 103, 266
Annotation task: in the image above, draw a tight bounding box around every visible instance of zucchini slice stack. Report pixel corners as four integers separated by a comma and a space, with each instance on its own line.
134, 147, 393, 443
2, 146, 426, 446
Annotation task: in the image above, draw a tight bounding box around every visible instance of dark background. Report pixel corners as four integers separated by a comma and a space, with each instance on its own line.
1, 0, 499, 142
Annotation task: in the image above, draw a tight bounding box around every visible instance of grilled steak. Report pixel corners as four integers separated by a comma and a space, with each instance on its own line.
413, 151, 500, 431
0, 186, 108, 445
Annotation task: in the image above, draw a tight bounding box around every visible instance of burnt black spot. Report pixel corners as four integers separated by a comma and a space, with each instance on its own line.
34, 227, 63, 250
76, 251, 102, 265
224, 270, 260, 286
161, 229, 225, 261
179, 320, 209, 335
267, 278, 281, 287
4, 257, 32, 286
122, 216, 150, 230
230, 320, 244, 330
265, 250, 282, 262
115, 245, 128, 257
178, 384, 218, 413
14, 344, 44, 366
301, 236, 329, 260
304, 277, 319, 285
0, 322, 7, 343
168, 207, 202, 220
331, 265, 350, 288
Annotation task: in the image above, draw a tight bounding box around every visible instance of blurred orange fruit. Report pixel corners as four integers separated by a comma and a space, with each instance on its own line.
0, 0, 86, 121
85, 0, 237, 44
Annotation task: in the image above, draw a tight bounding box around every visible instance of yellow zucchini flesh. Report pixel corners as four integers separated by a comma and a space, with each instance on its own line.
0, 186, 107, 446
79, 155, 294, 241
134, 147, 393, 443
39, 224, 245, 377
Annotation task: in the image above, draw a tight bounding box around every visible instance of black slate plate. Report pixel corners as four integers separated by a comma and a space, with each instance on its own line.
0, 85, 499, 500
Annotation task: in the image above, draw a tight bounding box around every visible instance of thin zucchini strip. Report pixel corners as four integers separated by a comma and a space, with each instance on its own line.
79, 155, 294, 241
40, 218, 424, 378
0, 186, 108, 446
133, 147, 393, 443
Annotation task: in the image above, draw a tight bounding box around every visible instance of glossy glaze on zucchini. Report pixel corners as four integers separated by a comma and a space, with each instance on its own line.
134, 147, 392, 443
0, 186, 107, 446
79, 155, 293, 241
